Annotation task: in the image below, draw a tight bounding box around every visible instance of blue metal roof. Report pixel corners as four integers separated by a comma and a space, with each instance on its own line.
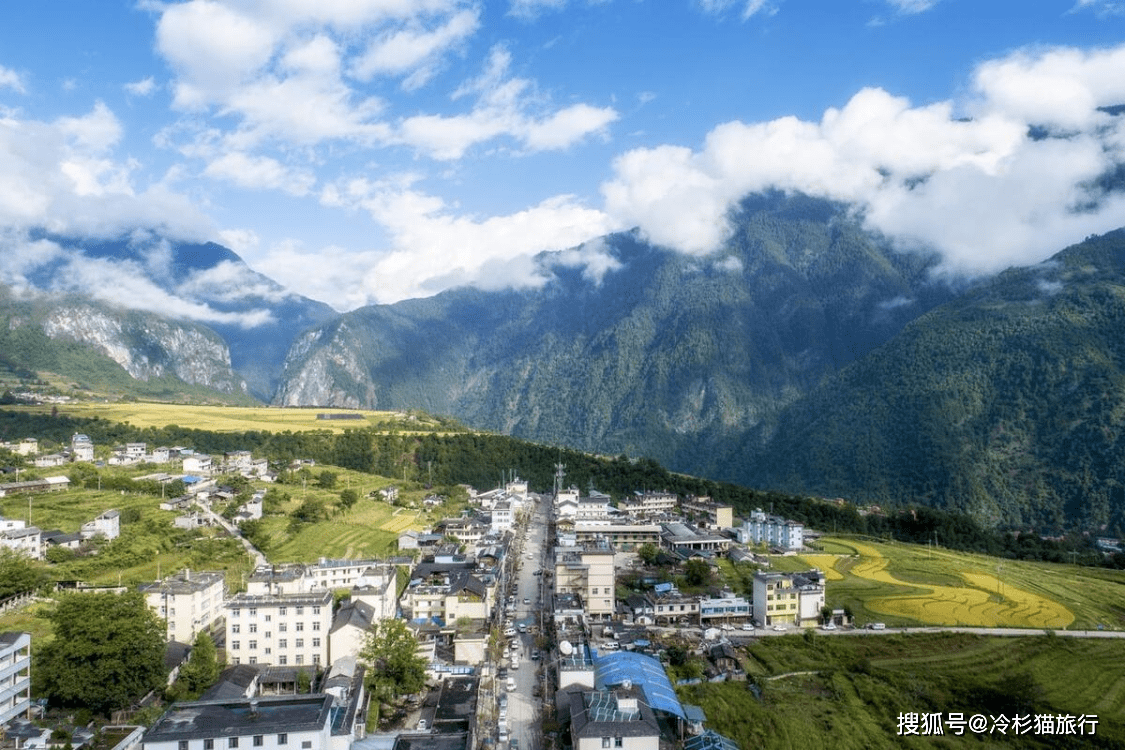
684, 731, 739, 750
594, 651, 685, 719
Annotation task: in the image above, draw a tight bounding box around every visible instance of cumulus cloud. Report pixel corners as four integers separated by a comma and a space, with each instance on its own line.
696, 0, 779, 20
549, 237, 623, 284
602, 43, 1125, 278
124, 77, 157, 97
351, 7, 480, 89
395, 46, 617, 159
204, 151, 316, 195
318, 174, 614, 303
0, 65, 25, 93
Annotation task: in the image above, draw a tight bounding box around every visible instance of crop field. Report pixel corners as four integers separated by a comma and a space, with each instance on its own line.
13, 402, 430, 433
797, 537, 1125, 629
680, 632, 1125, 749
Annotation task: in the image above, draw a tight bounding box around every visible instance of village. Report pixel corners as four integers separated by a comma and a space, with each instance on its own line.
0, 432, 833, 750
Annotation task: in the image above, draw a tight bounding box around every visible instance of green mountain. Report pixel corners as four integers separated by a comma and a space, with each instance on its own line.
275, 192, 956, 478
0, 284, 255, 404
738, 229, 1125, 532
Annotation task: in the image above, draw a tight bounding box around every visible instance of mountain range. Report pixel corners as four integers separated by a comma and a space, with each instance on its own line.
3, 192, 1125, 532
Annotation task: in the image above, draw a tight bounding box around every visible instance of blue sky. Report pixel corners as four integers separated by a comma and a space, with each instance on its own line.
1, 0, 1124, 317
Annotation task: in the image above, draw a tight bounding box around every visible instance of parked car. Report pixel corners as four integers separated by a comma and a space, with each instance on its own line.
523, 597, 530, 605
417, 719, 427, 731
741, 623, 754, 631
507, 677, 516, 691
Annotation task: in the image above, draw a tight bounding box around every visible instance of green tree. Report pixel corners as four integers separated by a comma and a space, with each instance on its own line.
338, 488, 359, 511
637, 543, 659, 566
360, 618, 427, 701
178, 632, 221, 698
0, 549, 49, 598
37, 591, 166, 716
683, 558, 711, 587
316, 470, 338, 489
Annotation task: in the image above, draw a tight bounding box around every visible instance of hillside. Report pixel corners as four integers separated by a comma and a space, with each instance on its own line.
275, 192, 957, 478
739, 230, 1125, 531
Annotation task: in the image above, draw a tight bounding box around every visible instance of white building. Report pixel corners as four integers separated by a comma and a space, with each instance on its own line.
0, 632, 31, 724
139, 569, 227, 644
491, 500, 514, 534
738, 508, 805, 550
182, 454, 213, 476
0, 527, 42, 560
618, 491, 678, 518
142, 695, 349, 750
555, 541, 616, 619
225, 590, 333, 668
71, 434, 94, 462
81, 509, 120, 540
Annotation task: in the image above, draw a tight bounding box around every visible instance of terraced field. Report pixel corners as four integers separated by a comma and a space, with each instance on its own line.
797, 537, 1113, 629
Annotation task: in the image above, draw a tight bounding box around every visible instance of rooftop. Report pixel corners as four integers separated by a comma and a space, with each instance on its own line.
144, 695, 332, 740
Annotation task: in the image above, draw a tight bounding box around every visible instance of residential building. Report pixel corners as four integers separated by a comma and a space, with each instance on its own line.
679, 496, 734, 530
618, 491, 678, 518
554, 540, 615, 619
142, 694, 348, 750
0, 476, 70, 498
562, 685, 661, 750
139, 569, 227, 644
573, 522, 660, 551
71, 434, 94, 462
0, 527, 42, 560
737, 508, 804, 551
225, 590, 333, 668
699, 594, 751, 624
659, 523, 730, 554
329, 599, 376, 663
0, 632, 31, 725
490, 500, 514, 534
182, 454, 213, 476
81, 509, 120, 540
752, 569, 826, 628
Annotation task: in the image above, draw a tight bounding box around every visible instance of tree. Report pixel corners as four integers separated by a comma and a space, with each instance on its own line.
316, 471, 338, 489
0, 549, 49, 598
683, 558, 711, 587
37, 591, 166, 716
360, 618, 427, 701
177, 632, 221, 698
637, 543, 659, 566
338, 488, 359, 511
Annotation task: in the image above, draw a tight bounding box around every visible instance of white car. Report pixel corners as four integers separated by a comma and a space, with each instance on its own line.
821, 622, 838, 630
506, 677, 516, 691
772, 624, 786, 631
741, 623, 754, 631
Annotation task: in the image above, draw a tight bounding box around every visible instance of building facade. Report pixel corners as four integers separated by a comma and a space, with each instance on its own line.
140, 570, 227, 644
225, 591, 333, 668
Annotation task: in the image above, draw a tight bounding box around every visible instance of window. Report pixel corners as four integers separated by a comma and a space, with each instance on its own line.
229, 739, 239, 748
248, 657, 257, 664
265, 632, 272, 639
205, 741, 214, 750
295, 638, 304, 648
602, 739, 611, 748
296, 654, 304, 664
279, 623, 287, 633
232, 641, 240, 650
312, 622, 320, 631
313, 654, 321, 665
279, 655, 287, 665
253, 738, 263, 748
302, 743, 312, 749
312, 637, 320, 648
277, 735, 287, 746
295, 606, 304, 615
231, 608, 240, 617
249, 640, 257, 650
249, 608, 257, 617
312, 606, 321, 615
249, 624, 257, 633
279, 607, 287, 616
265, 647, 271, 655
232, 624, 240, 634
296, 623, 304, 632
615, 739, 623, 748
279, 639, 287, 649
179, 741, 189, 750
264, 614, 272, 622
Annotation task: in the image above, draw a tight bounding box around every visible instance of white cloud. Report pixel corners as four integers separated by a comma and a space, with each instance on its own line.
124, 77, 157, 97
395, 45, 617, 159
601, 43, 1125, 277
1069, 0, 1125, 16
351, 8, 480, 89
508, 0, 569, 19
550, 237, 623, 284
696, 0, 779, 19
316, 175, 614, 303
0, 65, 25, 93
204, 151, 316, 195
885, 0, 939, 14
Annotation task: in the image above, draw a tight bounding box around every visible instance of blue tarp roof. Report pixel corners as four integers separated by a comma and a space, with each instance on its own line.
594, 651, 685, 719
684, 731, 740, 750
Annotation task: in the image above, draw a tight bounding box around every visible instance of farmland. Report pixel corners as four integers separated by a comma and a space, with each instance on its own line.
790, 536, 1125, 630
679, 631, 1125, 749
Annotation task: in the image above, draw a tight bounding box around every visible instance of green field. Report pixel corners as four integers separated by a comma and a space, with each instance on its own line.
681, 631, 1125, 749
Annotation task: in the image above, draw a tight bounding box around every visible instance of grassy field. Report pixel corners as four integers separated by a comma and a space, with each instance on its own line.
791, 536, 1125, 630
680, 631, 1125, 749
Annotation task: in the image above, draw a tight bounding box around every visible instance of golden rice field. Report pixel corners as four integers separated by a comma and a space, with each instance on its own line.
800, 538, 1081, 629
16, 402, 411, 433
379, 511, 420, 533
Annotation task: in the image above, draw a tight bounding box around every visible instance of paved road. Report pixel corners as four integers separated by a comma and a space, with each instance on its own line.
508, 497, 547, 750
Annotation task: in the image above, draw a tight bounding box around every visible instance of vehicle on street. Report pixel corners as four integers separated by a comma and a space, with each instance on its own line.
511, 740, 520, 750
867, 622, 886, 630
821, 622, 838, 630
523, 597, 530, 605
506, 677, 516, 691
772, 624, 786, 631
504, 627, 516, 637
518, 622, 527, 633
531, 650, 540, 660
741, 623, 754, 631
417, 720, 427, 731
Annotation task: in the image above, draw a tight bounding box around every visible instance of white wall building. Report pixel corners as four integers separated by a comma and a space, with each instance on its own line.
738, 508, 804, 550
752, 569, 825, 628
139, 569, 227, 644
0, 632, 31, 724
225, 591, 333, 668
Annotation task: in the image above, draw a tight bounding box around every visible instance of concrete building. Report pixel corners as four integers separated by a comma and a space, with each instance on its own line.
617, 491, 678, 518
139, 570, 227, 644
737, 508, 804, 551
573, 522, 660, 551
679, 496, 734, 530
555, 540, 616, 619
225, 590, 333, 668
0, 632, 31, 725
563, 685, 661, 750
142, 694, 350, 750
752, 569, 826, 628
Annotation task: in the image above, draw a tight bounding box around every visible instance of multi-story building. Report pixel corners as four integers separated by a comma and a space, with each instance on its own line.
738, 508, 805, 551
555, 541, 616, 619
71, 434, 94, 462
563, 685, 661, 750
752, 569, 825, 628
491, 500, 514, 534
618, 491, 678, 518
81, 509, 120, 540
142, 694, 354, 750
699, 594, 751, 624
659, 522, 731, 554
139, 569, 227, 644
678, 496, 734, 530
0, 527, 42, 560
182, 454, 214, 476
651, 594, 700, 624
0, 632, 31, 724
225, 590, 333, 668
573, 523, 660, 551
